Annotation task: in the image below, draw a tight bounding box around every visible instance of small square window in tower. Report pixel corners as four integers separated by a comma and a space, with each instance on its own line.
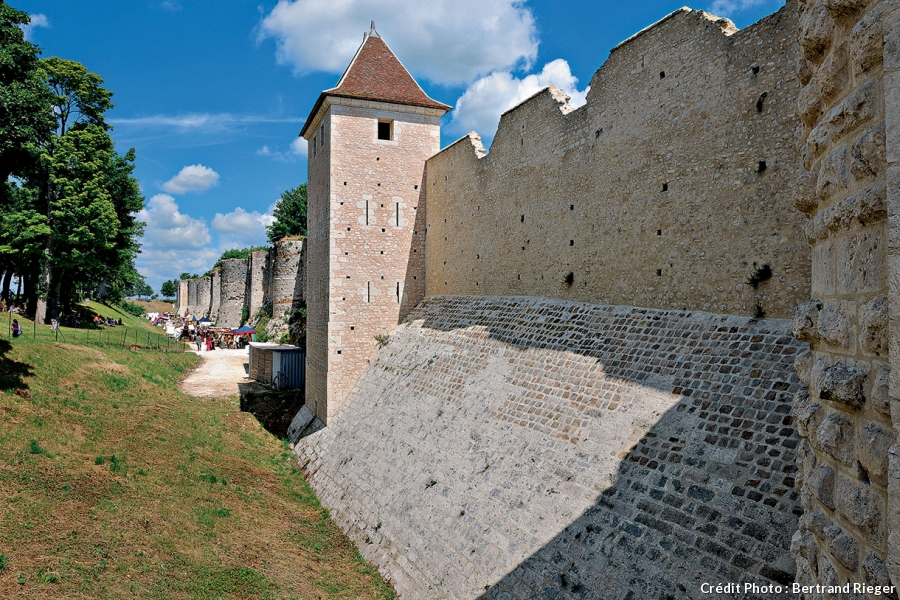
377, 119, 393, 140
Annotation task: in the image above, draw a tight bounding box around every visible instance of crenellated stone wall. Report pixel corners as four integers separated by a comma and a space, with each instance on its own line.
196, 275, 212, 318
789, 0, 896, 594
424, 3, 809, 320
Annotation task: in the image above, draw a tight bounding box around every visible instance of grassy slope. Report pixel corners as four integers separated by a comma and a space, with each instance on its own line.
0, 320, 393, 598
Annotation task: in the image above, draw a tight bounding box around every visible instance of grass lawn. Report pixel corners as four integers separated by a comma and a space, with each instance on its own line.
0, 309, 393, 599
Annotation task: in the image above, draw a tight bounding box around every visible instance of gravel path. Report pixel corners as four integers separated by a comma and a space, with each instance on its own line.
178, 348, 250, 398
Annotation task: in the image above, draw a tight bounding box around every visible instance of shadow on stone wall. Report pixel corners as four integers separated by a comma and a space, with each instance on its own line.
478, 391, 800, 599
410, 297, 803, 598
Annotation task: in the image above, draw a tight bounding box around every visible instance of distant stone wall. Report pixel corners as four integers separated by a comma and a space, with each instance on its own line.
295, 295, 805, 599
790, 0, 897, 593
248, 250, 267, 319
176, 280, 188, 316
263, 238, 306, 342
210, 268, 221, 323
424, 4, 809, 319
217, 258, 248, 328
196, 275, 212, 318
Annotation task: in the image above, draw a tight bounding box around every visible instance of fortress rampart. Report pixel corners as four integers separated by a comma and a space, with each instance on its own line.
425, 5, 809, 319
174, 239, 306, 338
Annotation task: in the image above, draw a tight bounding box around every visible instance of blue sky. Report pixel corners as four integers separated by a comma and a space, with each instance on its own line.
15, 0, 785, 292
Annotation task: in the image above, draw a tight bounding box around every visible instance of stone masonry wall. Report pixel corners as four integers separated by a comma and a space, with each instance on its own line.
176, 279, 188, 316
789, 0, 895, 594
209, 268, 221, 323
262, 238, 305, 342
196, 275, 211, 318
424, 4, 809, 320
247, 250, 266, 319
217, 258, 248, 328
295, 295, 805, 599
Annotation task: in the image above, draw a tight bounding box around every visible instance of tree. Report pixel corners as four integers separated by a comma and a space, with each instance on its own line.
266, 184, 307, 244
160, 280, 177, 299
0, 5, 54, 187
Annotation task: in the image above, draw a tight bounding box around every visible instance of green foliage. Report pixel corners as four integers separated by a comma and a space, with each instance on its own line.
0, 553, 7, 573
119, 301, 144, 317
266, 184, 307, 244
28, 439, 51, 457
240, 305, 249, 326
160, 279, 177, 299
374, 334, 390, 348
0, 6, 55, 181
179, 272, 198, 280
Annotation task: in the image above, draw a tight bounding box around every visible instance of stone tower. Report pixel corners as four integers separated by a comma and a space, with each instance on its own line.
300, 23, 450, 425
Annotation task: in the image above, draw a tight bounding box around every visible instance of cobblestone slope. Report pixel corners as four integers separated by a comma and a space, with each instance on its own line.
294, 295, 806, 598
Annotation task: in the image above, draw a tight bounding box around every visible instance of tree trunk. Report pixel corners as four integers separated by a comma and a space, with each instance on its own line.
35, 256, 51, 324
1, 270, 11, 301
24, 271, 36, 317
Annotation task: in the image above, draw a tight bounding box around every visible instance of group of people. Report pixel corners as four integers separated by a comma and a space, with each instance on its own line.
93, 315, 121, 327
195, 331, 215, 352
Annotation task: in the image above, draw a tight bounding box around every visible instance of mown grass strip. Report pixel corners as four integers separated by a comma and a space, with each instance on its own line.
0, 333, 393, 598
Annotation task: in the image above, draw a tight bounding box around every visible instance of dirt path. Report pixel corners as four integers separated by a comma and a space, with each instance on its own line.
178, 348, 250, 397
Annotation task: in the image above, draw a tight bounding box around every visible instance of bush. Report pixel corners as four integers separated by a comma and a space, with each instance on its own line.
120, 301, 145, 317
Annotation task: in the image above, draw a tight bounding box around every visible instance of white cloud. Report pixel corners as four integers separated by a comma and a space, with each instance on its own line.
256, 137, 307, 162
137, 194, 211, 249
108, 113, 303, 130
160, 1, 182, 11
212, 207, 275, 249
162, 164, 220, 194
290, 137, 308, 157
20, 13, 49, 41
708, 0, 783, 17
449, 59, 589, 140
258, 0, 537, 85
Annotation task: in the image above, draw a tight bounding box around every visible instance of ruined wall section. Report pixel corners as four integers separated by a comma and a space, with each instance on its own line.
176, 280, 188, 316
247, 250, 266, 319
196, 275, 212, 318
186, 279, 199, 316
295, 295, 805, 599
425, 4, 809, 319
789, 0, 895, 593
263, 238, 306, 342
217, 258, 248, 328
209, 268, 221, 323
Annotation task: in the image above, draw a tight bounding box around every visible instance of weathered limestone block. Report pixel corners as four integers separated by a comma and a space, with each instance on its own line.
807, 81, 879, 159
796, 349, 815, 385
819, 361, 867, 407
849, 4, 884, 76
824, 521, 861, 571
817, 301, 853, 347
816, 40, 850, 104
860, 295, 888, 354
793, 300, 823, 341
799, 56, 816, 86
812, 462, 837, 509
805, 183, 887, 241
836, 227, 886, 295
813, 410, 856, 464
872, 365, 891, 416
817, 146, 850, 200
823, 0, 870, 19
852, 123, 887, 181
799, 1, 836, 63
812, 240, 837, 295
818, 552, 842, 587
862, 552, 895, 594
796, 395, 824, 438
836, 473, 886, 548
799, 80, 825, 127
795, 171, 821, 214
859, 420, 894, 483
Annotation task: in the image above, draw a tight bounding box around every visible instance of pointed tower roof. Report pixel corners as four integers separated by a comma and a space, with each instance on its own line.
301, 23, 451, 137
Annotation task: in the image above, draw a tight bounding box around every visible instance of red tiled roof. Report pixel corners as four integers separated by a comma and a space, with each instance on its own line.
301, 32, 451, 137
